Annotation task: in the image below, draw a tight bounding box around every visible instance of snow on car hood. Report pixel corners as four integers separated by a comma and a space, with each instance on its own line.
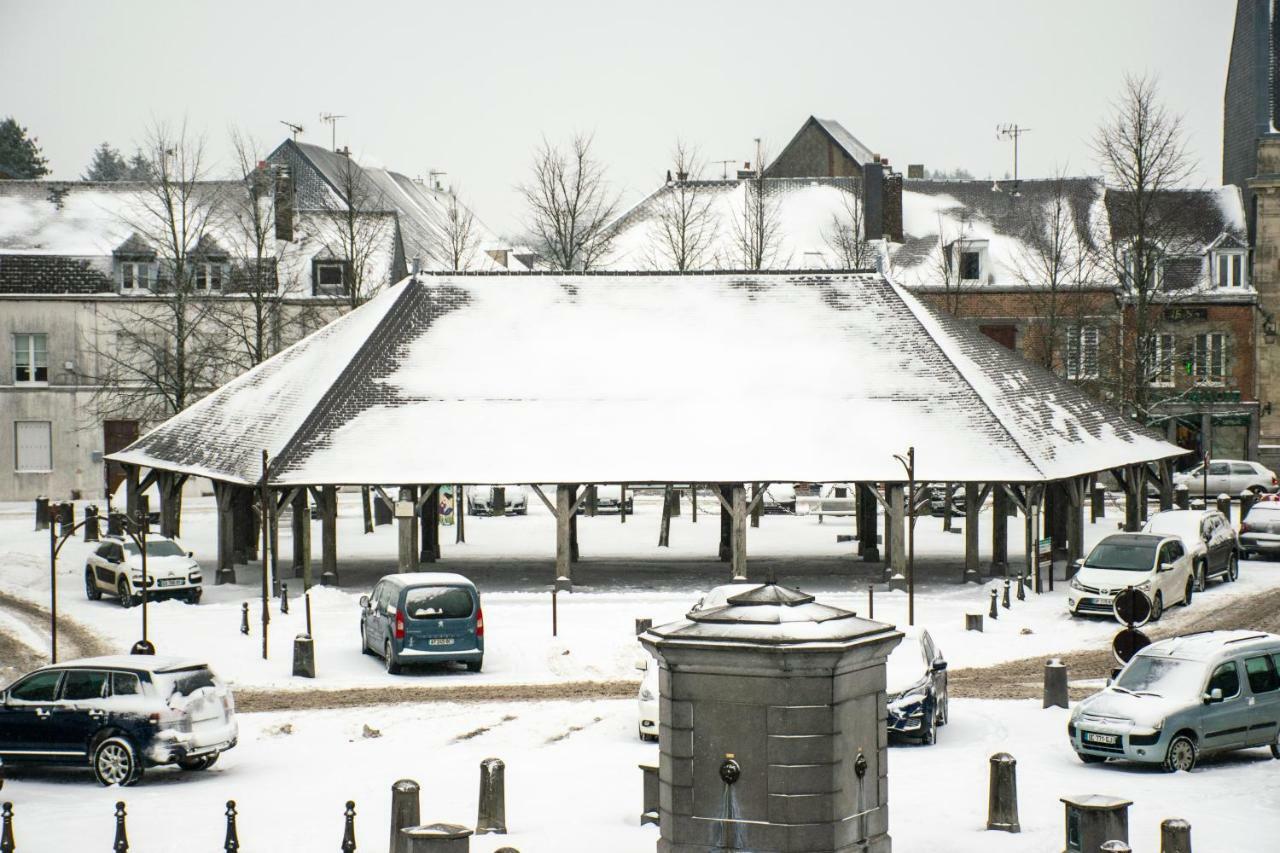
1078, 689, 1187, 729
886, 641, 926, 696
1075, 566, 1154, 591
126, 554, 198, 577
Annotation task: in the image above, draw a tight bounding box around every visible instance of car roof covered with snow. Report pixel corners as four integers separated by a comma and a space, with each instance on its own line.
39, 655, 209, 673
377, 572, 477, 590
1137, 631, 1280, 662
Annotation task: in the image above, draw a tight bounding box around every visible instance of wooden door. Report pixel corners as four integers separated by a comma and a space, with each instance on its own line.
103, 420, 139, 496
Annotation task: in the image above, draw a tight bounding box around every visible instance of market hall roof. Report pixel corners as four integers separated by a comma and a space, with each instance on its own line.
109, 271, 1184, 487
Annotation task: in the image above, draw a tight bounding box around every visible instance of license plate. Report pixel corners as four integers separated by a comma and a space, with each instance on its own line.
428, 638, 454, 646
1083, 732, 1117, 745
158, 578, 184, 587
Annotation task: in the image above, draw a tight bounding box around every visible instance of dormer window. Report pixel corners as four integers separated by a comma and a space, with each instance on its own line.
1122, 246, 1164, 291
313, 260, 350, 296
193, 261, 226, 292
118, 260, 153, 292
1214, 251, 1245, 288
951, 239, 988, 283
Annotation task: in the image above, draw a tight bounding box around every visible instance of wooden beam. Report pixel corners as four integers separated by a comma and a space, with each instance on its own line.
746, 482, 773, 516
529, 484, 556, 516
730, 483, 747, 579
415, 485, 439, 510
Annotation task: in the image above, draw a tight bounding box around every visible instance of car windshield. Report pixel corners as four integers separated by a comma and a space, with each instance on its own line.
1143, 515, 1201, 542
1084, 541, 1157, 571
403, 586, 474, 620
1114, 656, 1205, 699
123, 540, 186, 558
152, 666, 217, 699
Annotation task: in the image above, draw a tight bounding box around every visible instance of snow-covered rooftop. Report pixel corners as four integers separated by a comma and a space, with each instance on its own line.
110, 271, 1182, 487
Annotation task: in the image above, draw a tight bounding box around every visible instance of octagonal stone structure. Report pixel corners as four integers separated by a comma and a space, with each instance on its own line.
640, 583, 903, 853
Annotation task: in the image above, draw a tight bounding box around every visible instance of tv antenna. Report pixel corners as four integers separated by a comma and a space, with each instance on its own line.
428, 169, 448, 192
711, 159, 735, 180
320, 113, 347, 151
279, 120, 304, 141
995, 123, 1031, 182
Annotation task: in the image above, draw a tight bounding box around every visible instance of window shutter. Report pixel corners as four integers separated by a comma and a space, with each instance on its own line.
15, 421, 52, 472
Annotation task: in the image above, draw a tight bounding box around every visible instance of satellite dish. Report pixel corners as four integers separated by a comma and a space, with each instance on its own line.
1112, 627, 1152, 665
1112, 587, 1152, 628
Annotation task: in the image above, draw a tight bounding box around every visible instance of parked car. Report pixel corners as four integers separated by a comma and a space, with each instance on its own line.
85, 535, 202, 607
762, 483, 797, 514
637, 653, 658, 742
1241, 501, 1280, 560
1068, 533, 1193, 620
592, 484, 633, 514
1068, 630, 1280, 771
0, 656, 237, 786
1141, 509, 1239, 591
927, 484, 966, 516
1172, 459, 1278, 497
466, 486, 528, 516
886, 627, 949, 745
359, 572, 483, 674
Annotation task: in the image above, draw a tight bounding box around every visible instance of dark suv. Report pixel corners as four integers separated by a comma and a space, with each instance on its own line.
0, 656, 237, 786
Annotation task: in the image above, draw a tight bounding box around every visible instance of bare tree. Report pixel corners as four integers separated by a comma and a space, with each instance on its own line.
1093, 74, 1196, 419
822, 183, 875, 270
645, 141, 716, 271
932, 210, 980, 316
520, 133, 621, 271
315, 150, 393, 308
89, 120, 232, 423
434, 186, 480, 271
732, 151, 783, 270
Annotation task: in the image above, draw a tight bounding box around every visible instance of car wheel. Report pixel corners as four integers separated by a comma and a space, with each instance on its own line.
1251, 485, 1267, 495
920, 713, 936, 746
1183, 578, 1193, 607
1193, 562, 1206, 593
1150, 592, 1164, 621
384, 640, 402, 675
1271, 730, 1280, 760
177, 754, 215, 771
1163, 735, 1197, 772
85, 568, 102, 601
466, 659, 483, 673
117, 577, 135, 608
93, 736, 141, 786
1228, 553, 1240, 582
1076, 752, 1107, 764
185, 589, 201, 605
936, 690, 949, 726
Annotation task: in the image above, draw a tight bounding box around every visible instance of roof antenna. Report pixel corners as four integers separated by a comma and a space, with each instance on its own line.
320, 113, 347, 152
996, 123, 1030, 196
279, 120, 304, 141
711, 159, 735, 180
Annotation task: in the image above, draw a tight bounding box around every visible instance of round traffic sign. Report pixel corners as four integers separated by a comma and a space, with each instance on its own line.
1112, 587, 1152, 627
1112, 627, 1152, 665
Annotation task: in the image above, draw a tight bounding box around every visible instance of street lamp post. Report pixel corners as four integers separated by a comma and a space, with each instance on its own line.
892, 446, 917, 626
47, 506, 109, 663
111, 510, 156, 654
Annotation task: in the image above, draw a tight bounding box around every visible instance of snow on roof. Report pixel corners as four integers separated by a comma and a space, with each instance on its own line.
110, 271, 1181, 487
811, 117, 875, 166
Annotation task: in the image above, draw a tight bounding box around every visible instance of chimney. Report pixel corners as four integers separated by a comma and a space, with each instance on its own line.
862, 160, 885, 242
410, 256, 422, 275
883, 168, 904, 243
274, 166, 295, 242
736, 161, 757, 180
907, 164, 924, 179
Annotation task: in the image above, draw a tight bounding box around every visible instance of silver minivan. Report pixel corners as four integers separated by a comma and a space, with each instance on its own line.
1068, 630, 1280, 771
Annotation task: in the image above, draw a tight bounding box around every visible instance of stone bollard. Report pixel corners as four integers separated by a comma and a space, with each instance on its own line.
1216, 493, 1231, 521
1061, 794, 1131, 853
476, 758, 506, 835
240, 602, 250, 635
1100, 842, 1131, 853
34, 495, 50, 530
985, 753, 1020, 833
635, 618, 652, 636
1240, 490, 1256, 524
1091, 483, 1106, 521
965, 613, 983, 632
292, 634, 316, 678
107, 511, 125, 537
1160, 818, 1192, 853
887, 572, 907, 592
639, 763, 659, 826
401, 823, 472, 853
57, 502, 74, 537
1043, 658, 1069, 709
1174, 483, 1189, 509
340, 801, 357, 853
84, 505, 100, 542
224, 800, 240, 852
989, 589, 998, 620
1002, 579, 1011, 609
114, 800, 129, 852
493, 849, 520, 853
1, 802, 14, 853
389, 779, 421, 853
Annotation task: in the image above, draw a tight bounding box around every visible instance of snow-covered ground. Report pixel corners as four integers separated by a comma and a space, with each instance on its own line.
1, 492, 1277, 691
1, 697, 1276, 852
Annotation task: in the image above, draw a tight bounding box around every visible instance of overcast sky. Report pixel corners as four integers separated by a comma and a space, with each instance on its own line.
1, 0, 1239, 235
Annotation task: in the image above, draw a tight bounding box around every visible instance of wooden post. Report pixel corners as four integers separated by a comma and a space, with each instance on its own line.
858, 484, 880, 561
420, 486, 439, 563
691, 484, 698, 522
964, 482, 980, 581
361, 486, 374, 534
1022, 489, 1035, 583
620, 483, 627, 524
1067, 477, 1085, 564
750, 482, 761, 528
269, 490, 281, 597
730, 483, 747, 579
942, 483, 954, 532
991, 485, 1009, 576
455, 484, 466, 543
320, 485, 338, 585
556, 485, 573, 583
886, 483, 906, 575
1158, 459, 1174, 512
670, 485, 681, 516
1123, 466, 1141, 532
569, 485, 580, 562
658, 485, 673, 547
125, 464, 140, 521
397, 487, 416, 572
214, 481, 236, 584
718, 484, 732, 562
292, 489, 311, 587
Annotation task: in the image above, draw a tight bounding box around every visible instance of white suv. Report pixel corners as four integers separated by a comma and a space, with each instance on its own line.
1069, 533, 1193, 621
1173, 459, 1278, 497
85, 536, 203, 606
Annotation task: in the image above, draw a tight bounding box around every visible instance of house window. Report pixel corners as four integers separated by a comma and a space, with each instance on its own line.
1215, 253, 1245, 288
15, 421, 52, 472
1192, 332, 1227, 385
959, 251, 981, 280
1066, 325, 1100, 380
314, 261, 348, 296
1147, 333, 1175, 387
1123, 249, 1163, 290
119, 261, 153, 292
12, 333, 48, 384
193, 262, 225, 292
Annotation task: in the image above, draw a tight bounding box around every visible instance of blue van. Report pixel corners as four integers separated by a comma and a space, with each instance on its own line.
359, 572, 484, 674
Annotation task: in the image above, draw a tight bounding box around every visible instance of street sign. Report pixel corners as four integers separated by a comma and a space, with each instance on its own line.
1112, 587, 1152, 628
1112, 627, 1152, 665
1037, 537, 1052, 557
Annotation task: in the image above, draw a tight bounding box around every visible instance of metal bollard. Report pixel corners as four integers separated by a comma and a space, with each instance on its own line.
1, 802, 13, 853
240, 602, 250, 635
1016, 571, 1026, 601
389, 779, 421, 853
639, 763, 659, 826
476, 758, 506, 835
113, 801, 129, 852
1216, 493, 1231, 520
84, 505, 100, 541
965, 613, 983, 632
280, 582, 289, 615
989, 588, 998, 619
1161, 818, 1192, 853
1174, 482, 1189, 509
867, 585, 874, 620
1100, 842, 1131, 853
1002, 579, 1011, 609
292, 634, 315, 678
340, 801, 357, 853
985, 753, 1020, 833
1043, 658, 1069, 709
34, 495, 50, 530
224, 800, 240, 852
1240, 491, 1256, 525
401, 823, 472, 853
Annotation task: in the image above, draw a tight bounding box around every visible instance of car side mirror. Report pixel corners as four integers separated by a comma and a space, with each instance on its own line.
1203, 687, 1224, 704
1159, 563, 1174, 573
932, 660, 948, 673
359, 595, 370, 608
187, 551, 194, 558
1074, 558, 1085, 568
